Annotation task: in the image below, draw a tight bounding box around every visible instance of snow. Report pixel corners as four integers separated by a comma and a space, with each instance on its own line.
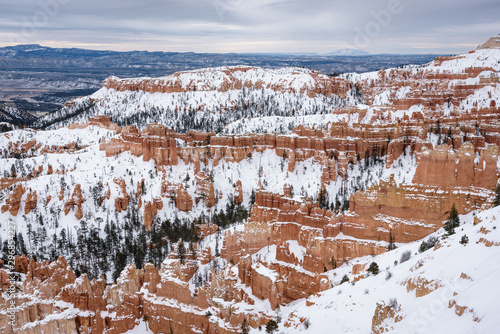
286, 240, 305, 263
274, 205, 500, 333
2, 43, 500, 334
123, 320, 149, 333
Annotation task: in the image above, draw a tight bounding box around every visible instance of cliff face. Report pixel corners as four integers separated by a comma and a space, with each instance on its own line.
412, 143, 498, 190
103, 66, 351, 99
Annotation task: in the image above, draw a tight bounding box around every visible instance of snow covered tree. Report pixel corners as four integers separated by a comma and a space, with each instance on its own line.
419, 236, 438, 252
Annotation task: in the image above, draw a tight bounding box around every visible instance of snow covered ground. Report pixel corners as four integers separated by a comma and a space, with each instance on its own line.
273, 206, 500, 333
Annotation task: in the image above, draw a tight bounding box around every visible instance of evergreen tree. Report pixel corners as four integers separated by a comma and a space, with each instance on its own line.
240, 319, 250, 334
16, 232, 27, 255
494, 185, 500, 207
318, 188, 328, 209
178, 241, 186, 265
265, 320, 278, 333
367, 262, 379, 275
444, 204, 460, 235
113, 248, 127, 282
387, 230, 396, 251
58, 228, 67, 252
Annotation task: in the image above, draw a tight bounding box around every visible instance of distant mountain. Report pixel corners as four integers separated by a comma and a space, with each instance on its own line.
0, 44, 438, 120
326, 48, 370, 56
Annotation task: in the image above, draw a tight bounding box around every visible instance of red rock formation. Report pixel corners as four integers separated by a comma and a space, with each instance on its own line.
103, 66, 351, 99
24, 190, 37, 214
477, 35, 500, 49
234, 180, 243, 205
413, 143, 498, 190
143, 201, 156, 230
338, 175, 492, 244
195, 172, 216, 207
113, 178, 130, 212
64, 184, 85, 220
371, 301, 403, 334
67, 115, 121, 132
0, 177, 28, 192
143, 198, 163, 230
1, 184, 26, 215
197, 223, 219, 239
175, 184, 193, 212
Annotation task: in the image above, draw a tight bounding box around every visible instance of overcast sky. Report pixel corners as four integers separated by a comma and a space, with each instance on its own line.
0, 0, 499, 54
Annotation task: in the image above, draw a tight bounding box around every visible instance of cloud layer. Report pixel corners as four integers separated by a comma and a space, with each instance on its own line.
0, 0, 499, 53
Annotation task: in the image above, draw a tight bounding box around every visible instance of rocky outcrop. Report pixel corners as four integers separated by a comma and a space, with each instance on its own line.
103, 66, 351, 99
113, 178, 130, 212
67, 115, 121, 132
477, 35, 500, 49
64, 184, 85, 220
371, 301, 403, 334
1, 184, 26, 216
234, 180, 243, 205
405, 277, 443, 297
413, 143, 498, 190
195, 172, 216, 207
175, 185, 193, 212
24, 190, 37, 215
143, 198, 163, 230
337, 176, 493, 244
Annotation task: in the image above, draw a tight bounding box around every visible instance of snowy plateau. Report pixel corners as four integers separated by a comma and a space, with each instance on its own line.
0, 36, 500, 333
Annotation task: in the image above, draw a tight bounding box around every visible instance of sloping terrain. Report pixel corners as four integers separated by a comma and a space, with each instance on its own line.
0, 36, 499, 333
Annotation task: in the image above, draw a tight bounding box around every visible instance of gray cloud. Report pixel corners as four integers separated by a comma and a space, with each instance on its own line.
0, 0, 498, 53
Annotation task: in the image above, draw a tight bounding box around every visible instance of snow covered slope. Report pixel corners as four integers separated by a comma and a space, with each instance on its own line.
279, 206, 500, 333
1, 36, 500, 334
34, 66, 360, 133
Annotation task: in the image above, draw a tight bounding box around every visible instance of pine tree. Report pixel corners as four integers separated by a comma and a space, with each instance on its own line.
241, 319, 250, 334
494, 185, 500, 207
266, 320, 278, 333
444, 204, 460, 235
367, 262, 379, 275
178, 241, 186, 265
113, 248, 127, 282
387, 230, 396, 251
318, 188, 328, 209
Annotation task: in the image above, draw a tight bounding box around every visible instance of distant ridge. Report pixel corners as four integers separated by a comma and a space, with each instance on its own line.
326, 48, 370, 56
